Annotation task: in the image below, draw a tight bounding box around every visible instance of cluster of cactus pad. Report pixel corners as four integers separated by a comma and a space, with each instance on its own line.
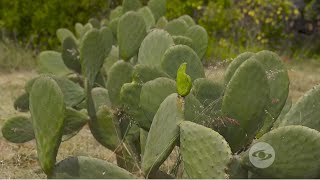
3, 0, 320, 178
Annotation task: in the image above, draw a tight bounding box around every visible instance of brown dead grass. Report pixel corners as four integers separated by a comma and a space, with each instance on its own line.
1, 60, 320, 178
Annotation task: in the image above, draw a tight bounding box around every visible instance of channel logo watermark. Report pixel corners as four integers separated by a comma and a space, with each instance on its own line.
249, 142, 275, 168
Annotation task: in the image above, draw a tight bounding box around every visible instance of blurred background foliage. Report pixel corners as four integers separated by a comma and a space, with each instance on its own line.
0, 0, 320, 61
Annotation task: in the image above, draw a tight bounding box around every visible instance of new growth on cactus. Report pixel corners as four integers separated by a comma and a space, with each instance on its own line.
3, 0, 320, 179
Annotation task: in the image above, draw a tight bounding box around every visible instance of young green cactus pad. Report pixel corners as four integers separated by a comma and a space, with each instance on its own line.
172, 35, 193, 47
106, 61, 133, 106
91, 87, 112, 111
142, 93, 184, 176
155, 16, 168, 29
56, 28, 78, 45
138, 7, 156, 31
161, 45, 205, 81
180, 121, 232, 179
110, 6, 123, 20
13, 92, 29, 112
277, 85, 320, 131
241, 125, 320, 178
29, 76, 65, 175
80, 27, 113, 87
179, 15, 196, 27
103, 46, 119, 75
221, 58, 269, 152
2, 116, 34, 143
61, 37, 81, 73
191, 78, 223, 107
164, 19, 189, 36
122, 0, 142, 13
38, 51, 72, 76
132, 64, 169, 84
89, 105, 122, 151
50, 156, 135, 179
118, 11, 147, 61
148, 0, 167, 21
185, 25, 208, 59
139, 77, 176, 129
253, 50, 289, 135
138, 29, 174, 68
176, 63, 192, 97
224, 52, 255, 86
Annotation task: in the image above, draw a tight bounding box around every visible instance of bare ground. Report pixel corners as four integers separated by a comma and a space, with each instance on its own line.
1, 61, 320, 178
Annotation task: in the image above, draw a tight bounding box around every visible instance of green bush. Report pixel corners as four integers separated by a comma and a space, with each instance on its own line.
0, 0, 111, 49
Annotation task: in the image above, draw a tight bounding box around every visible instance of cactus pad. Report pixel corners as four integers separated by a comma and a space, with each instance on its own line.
106, 61, 133, 106
148, 0, 167, 21
38, 51, 72, 76
185, 25, 208, 59
180, 121, 232, 179
118, 11, 146, 61
277, 84, 320, 131
138, 7, 156, 31
56, 28, 77, 44
103, 46, 119, 75
122, 0, 142, 13
61, 37, 81, 73
110, 6, 123, 20
191, 78, 224, 107
2, 116, 34, 143
62, 107, 88, 140
80, 27, 113, 87
29, 76, 65, 175
241, 125, 320, 178
176, 63, 192, 97
139, 77, 176, 129
179, 15, 196, 26
155, 16, 168, 28
138, 29, 174, 68
132, 64, 169, 84
91, 87, 112, 111
172, 35, 193, 47
142, 93, 183, 176
14, 92, 30, 112
224, 52, 255, 86
221, 58, 269, 152
161, 45, 205, 81
89, 105, 122, 151
164, 19, 189, 36
50, 156, 135, 178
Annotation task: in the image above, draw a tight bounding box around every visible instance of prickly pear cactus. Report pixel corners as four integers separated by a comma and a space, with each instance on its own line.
132, 64, 169, 84
122, 0, 142, 13
80, 27, 113, 87
191, 78, 223, 107
2, 116, 34, 143
180, 121, 232, 179
164, 19, 189, 36
61, 37, 81, 73
161, 45, 205, 81
138, 7, 156, 31
221, 58, 270, 152
185, 25, 208, 59
14, 92, 29, 112
155, 16, 168, 29
224, 52, 255, 85
56, 28, 77, 44
118, 11, 146, 61
29, 76, 65, 175
241, 125, 320, 178
50, 156, 135, 179
148, 0, 167, 21
139, 77, 176, 129
176, 63, 192, 97
277, 84, 320, 131
138, 29, 174, 68
142, 93, 184, 176
106, 61, 133, 106
172, 35, 193, 47
38, 51, 72, 76
179, 15, 195, 27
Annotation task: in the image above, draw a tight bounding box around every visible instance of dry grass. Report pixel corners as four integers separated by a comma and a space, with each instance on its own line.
1, 60, 320, 178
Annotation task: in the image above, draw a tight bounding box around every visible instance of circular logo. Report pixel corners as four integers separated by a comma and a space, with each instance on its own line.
249, 142, 275, 168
